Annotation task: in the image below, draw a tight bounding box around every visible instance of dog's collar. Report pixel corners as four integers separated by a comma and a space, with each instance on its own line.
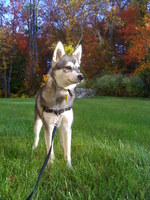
43, 106, 72, 115
50, 73, 73, 97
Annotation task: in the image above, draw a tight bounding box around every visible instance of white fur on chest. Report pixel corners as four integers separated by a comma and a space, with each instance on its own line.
43, 109, 73, 127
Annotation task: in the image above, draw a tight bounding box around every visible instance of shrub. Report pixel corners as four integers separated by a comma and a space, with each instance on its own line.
21, 94, 28, 98
109, 74, 124, 96
122, 77, 131, 96
94, 75, 112, 95
92, 74, 124, 96
10, 93, 19, 98
90, 74, 145, 97
134, 62, 150, 96
77, 82, 87, 88
130, 76, 145, 97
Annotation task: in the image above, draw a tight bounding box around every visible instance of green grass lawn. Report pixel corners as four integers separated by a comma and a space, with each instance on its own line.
0, 97, 150, 200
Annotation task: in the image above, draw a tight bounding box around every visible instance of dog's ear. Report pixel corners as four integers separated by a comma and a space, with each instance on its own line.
52, 41, 65, 67
72, 45, 82, 63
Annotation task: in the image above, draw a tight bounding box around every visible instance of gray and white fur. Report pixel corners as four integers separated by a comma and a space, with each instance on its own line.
32, 41, 83, 168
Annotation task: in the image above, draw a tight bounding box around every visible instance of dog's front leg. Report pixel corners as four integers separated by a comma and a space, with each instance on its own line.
59, 110, 73, 168
59, 125, 72, 168
43, 113, 57, 164
64, 127, 72, 168
44, 127, 55, 163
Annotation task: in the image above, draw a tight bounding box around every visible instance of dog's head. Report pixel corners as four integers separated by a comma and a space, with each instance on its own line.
51, 41, 83, 89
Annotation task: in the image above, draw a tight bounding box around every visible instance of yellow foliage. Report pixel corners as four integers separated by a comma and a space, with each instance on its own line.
10, 93, 19, 98
105, 6, 124, 28
40, 74, 49, 87
64, 43, 75, 55
51, 42, 75, 56
134, 61, 150, 76
21, 94, 28, 98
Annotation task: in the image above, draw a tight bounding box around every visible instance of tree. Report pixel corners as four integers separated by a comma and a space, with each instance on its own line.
0, 0, 150, 97
120, 5, 150, 71
0, 26, 14, 97
21, 0, 41, 95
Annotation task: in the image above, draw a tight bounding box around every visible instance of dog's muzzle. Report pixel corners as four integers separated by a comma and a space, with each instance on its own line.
77, 73, 84, 81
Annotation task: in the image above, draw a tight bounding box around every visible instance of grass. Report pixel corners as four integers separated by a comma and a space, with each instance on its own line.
0, 96, 150, 200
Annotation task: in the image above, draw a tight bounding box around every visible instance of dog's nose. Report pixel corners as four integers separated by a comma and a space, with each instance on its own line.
77, 74, 84, 81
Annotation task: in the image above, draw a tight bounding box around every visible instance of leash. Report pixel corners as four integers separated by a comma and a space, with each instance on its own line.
27, 124, 57, 200
27, 107, 72, 200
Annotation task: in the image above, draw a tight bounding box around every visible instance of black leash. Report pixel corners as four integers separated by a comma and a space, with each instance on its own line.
27, 124, 57, 200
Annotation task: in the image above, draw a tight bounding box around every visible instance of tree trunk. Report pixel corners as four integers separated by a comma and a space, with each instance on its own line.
109, 0, 115, 48
30, 0, 39, 75
7, 54, 13, 98
109, 24, 113, 48
4, 68, 7, 98
33, 0, 36, 68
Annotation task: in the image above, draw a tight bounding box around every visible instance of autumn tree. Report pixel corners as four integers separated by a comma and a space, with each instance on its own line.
0, 1, 18, 97
0, 0, 150, 96
18, 0, 42, 95
119, 3, 150, 70
0, 23, 17, 97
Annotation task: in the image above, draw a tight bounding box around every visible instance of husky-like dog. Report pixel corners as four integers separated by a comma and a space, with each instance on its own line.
32, 41, 83, 168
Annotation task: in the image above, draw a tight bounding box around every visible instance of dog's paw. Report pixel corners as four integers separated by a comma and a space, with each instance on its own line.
47, 155, 55, 165
68, 162, 72, 169
32, 144, 37, 150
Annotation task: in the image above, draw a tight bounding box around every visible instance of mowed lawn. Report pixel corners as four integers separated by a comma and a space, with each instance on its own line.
0, 97, 150, 200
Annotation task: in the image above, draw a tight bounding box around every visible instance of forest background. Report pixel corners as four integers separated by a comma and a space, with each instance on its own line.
0, 0, 150, 98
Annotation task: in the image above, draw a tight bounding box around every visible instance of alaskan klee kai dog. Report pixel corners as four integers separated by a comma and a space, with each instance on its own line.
32, 41, 83, 168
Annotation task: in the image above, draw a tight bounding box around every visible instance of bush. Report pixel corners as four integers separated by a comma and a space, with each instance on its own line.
10, 93, 19, 98
130, 76, 145, 97
21, 94, 28, 98
92, 74, 124, 96
109, 74, 124, 96
94, 75, 112, 95
134, 62, 150, 96
122, 76, 145, 97
90, 74, 145, 97
122, 77, 131, 96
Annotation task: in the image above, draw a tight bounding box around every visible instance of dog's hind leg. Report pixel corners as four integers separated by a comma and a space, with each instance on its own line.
32, 116, 43, 149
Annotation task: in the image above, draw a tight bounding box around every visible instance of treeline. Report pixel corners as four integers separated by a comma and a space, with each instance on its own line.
0, 0, 150, 97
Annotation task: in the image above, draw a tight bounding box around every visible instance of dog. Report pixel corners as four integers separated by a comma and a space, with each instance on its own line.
32, 41, 83, 168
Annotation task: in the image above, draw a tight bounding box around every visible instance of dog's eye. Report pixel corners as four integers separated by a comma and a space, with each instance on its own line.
65, 66, 72, 70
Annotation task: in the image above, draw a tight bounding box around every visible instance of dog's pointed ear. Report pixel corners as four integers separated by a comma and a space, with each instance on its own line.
52, 41, 65, 67
72, 45, 82, 63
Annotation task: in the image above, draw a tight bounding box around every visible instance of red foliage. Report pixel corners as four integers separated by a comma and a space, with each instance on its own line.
120, 7, 150, 64
82, 29, 100, 77
120, 7, 138, 38
16, 33, 29, 55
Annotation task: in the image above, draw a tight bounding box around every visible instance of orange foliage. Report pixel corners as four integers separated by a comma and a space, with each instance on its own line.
83, 27, 106, 78
120, 7, 138, 38
16, 33, 28, 55
120, 7, 150, 64
40, 74, 49, 87
134, 61, 150, 76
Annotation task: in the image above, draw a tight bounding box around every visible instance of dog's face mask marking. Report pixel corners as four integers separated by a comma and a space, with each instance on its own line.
51, 41, 83, 88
